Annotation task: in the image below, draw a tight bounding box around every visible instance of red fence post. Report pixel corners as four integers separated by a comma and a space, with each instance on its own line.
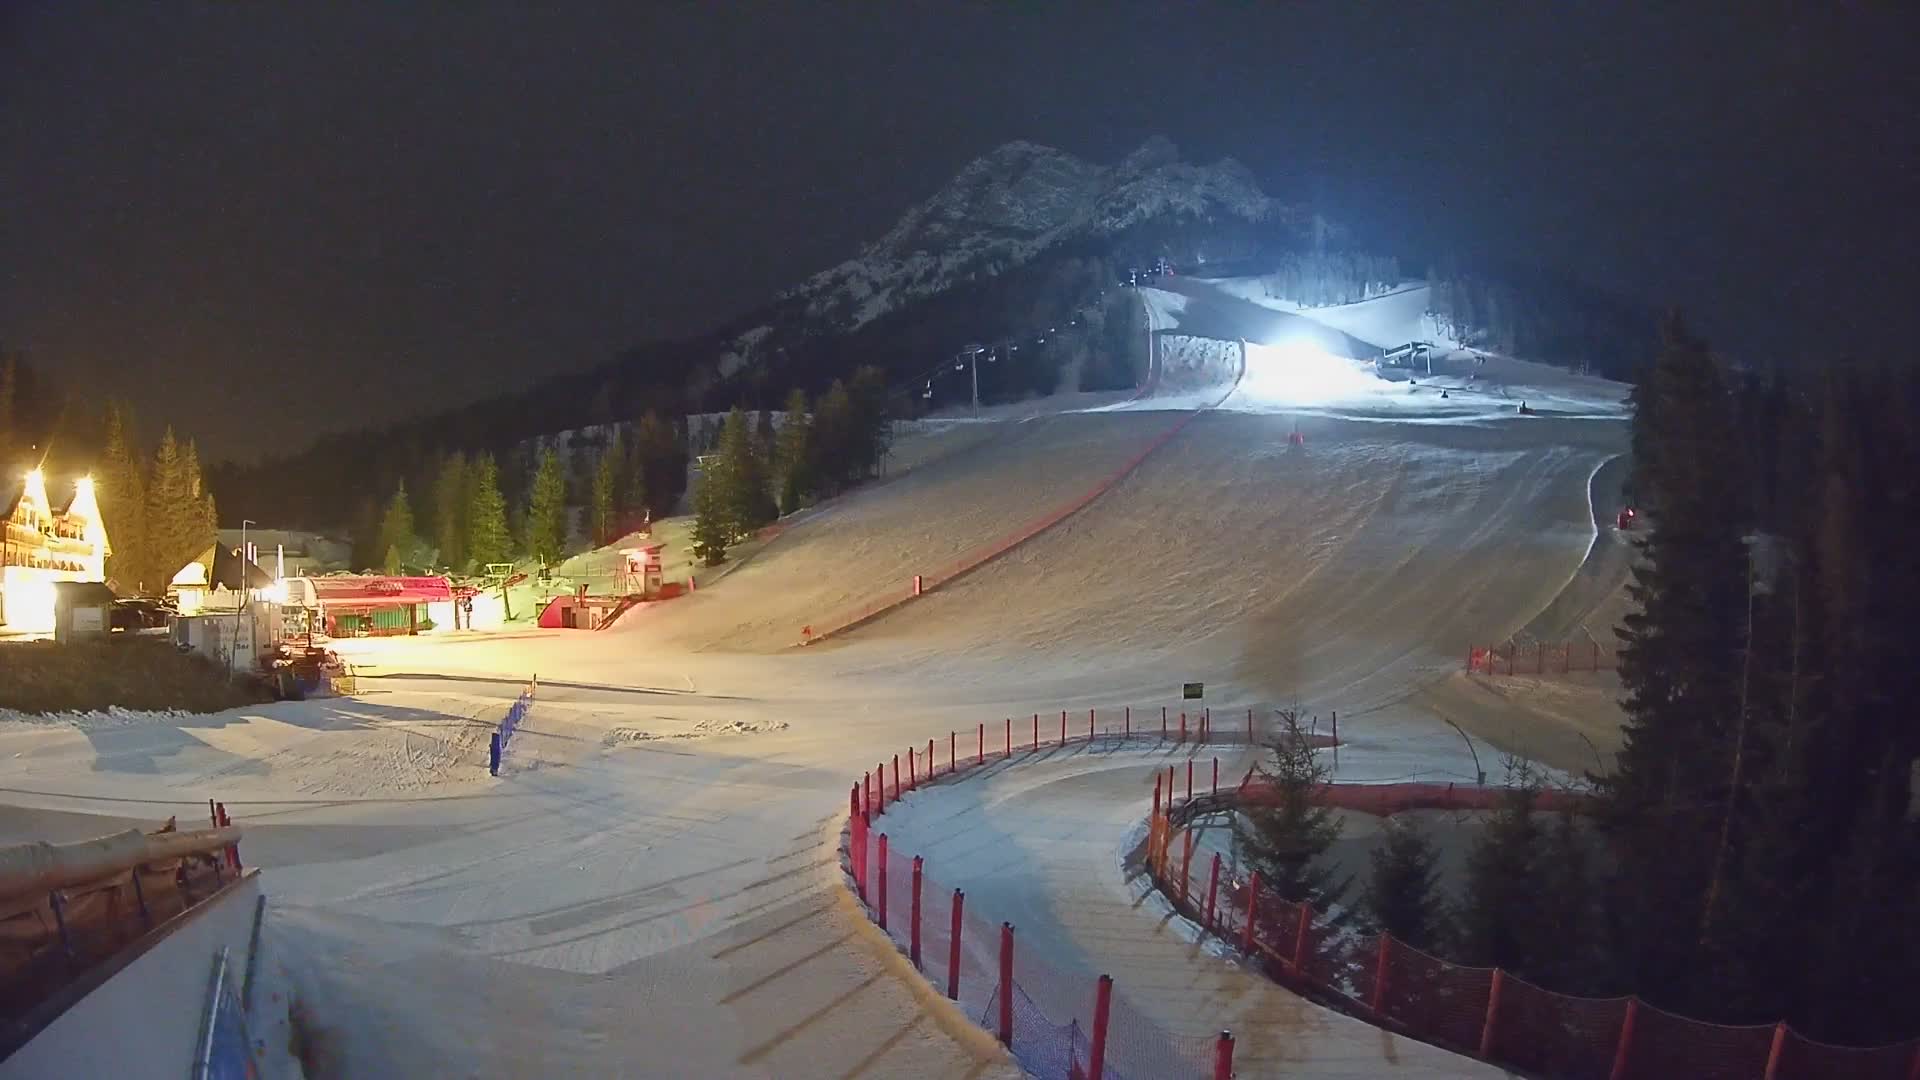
1161, 706, 1168, 738
1088, 974, 1114, 1080
892, 754, 900, 801
1247, 707, 1253, 744
978, 722, 984, 764
1292, 901, 1312, 971
877, 762, 885, 806
1241, 872, 1261, 954
942, 735, 948, 775
865, 770, 873, 815
1124, 705, 1130, 737
1609, 998, 1639, 1080
1152, 774, 1162, 817
1762, 1021, 1788, 1080
1370, 934, 1392, 1015
947, 890, 964, 999
1180, 829, 1194, 907
998, 923, 1015, 1046
1032, 713, 1039, 750
1005, 717, 1011, 758
1906, 1042, 1920, 1080
1212, 757, 1219, 794
877, 833, 890, 930
1179, 711, 1187, 743
849, 783, 859, 824
1186, 759, 1193, 801
1204, 852, 1221, 929
1480, 968, 1505, 1058
1060, 709, 1067, 747
1332, 710, 1338, 745
908, 747, 916, 789
1213, 1031, 1235, 1080
910, 856, 924, 971
1088, 707, 1095, 742
1203, 706, 1211, 741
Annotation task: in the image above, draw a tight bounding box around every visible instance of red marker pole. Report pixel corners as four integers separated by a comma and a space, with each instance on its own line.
1161, 706, 1168, 738
892, 755, 900, 801
1247, 707, 1253, 745
1186, 759, 1193, 801
978, 722, 984, 765
1212, 757, 1219, 794
1152, 774, 1162, 817
1213, 1032, 1235, 1080
1032, 713, 1038, 750
1088, 974, 1114, 1080
1088, 707, 1095, 742
945, 734, 951, 775
877, 833, 890, 930
910, 856, 924, 970
1060, 709, 1067, 747
1124, 705, 1131, 737
1242, 872, 1261, 954
908, 747, 916, 789
998, 923, 1015, 1046
1204, 852, 1222, 929
1005, 717, 1011, 757
1179, 711, 1187, 743
947, 890, 965, 999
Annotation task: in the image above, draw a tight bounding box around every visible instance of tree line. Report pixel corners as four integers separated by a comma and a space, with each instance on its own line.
1253, 252, 1403, 309
692, 368, 892, 566
1238, 317, 1919, 1046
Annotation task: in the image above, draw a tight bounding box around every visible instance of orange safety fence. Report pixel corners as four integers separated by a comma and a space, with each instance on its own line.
1146, 790, 1920, 1080
1468, 639, 1618, 676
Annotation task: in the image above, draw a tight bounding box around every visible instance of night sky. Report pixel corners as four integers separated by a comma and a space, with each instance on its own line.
3, 3, 1912, 460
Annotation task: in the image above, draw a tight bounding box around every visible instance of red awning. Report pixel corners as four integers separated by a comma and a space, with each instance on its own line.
308, 575, 452, 606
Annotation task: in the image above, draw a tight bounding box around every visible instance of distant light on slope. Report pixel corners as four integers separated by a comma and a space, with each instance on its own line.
1241, 339, 1390, 406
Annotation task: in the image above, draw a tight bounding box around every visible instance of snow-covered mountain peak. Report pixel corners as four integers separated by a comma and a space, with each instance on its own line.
782, 137, 1281, 333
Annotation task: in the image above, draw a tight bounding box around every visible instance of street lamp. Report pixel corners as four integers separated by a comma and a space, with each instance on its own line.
230, 519, 255, 677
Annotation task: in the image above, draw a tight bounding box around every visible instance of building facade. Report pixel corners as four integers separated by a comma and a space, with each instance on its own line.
1, 470, 109, 632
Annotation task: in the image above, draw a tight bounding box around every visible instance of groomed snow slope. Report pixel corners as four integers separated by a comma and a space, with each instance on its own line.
0, 278, 1634, 1078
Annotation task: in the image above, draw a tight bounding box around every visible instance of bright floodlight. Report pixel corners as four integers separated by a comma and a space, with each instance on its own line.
1241, 339, 1389, 405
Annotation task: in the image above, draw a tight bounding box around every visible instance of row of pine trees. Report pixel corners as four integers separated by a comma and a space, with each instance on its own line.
691, 369, 892, 566
1236, 317, 1919, 1045
95, 405, 220, 594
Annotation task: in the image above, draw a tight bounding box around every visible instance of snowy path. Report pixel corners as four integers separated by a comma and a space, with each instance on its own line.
872, 744, 1503, 1077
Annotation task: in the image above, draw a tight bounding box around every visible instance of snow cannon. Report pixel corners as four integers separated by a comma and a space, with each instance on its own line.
1288, 428, 1305, 446
1616, 506, 1638, 531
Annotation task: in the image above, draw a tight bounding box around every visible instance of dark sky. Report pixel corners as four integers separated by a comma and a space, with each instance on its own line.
3, 3, 1913, 460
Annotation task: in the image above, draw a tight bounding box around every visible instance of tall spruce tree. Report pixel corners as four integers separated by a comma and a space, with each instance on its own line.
1364, 817, 1444, 950
1455, 770, 1544, 973
1601, 314, 1751, 1002
98, 404, 148, 590
716, 407, 772, 541
431, 452, 468, 571
1232, 712, 1347, 908
143, 427, 197, 585
632, 410, 685, 516
592, 431, 623, 545
775, 388, 812, 514
524, 448, 568, 564
377, 481, 417, 574
466, 453, 511, 567
690, 454, 730, 566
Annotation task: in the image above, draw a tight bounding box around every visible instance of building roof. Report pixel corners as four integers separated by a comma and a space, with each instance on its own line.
51, 580, 118, 606
305, 575, 452, 605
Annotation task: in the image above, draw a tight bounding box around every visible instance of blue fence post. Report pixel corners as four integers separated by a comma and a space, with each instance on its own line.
489, 733, 501, 776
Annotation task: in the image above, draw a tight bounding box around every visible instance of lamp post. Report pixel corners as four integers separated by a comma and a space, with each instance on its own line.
230, 519, 255, 678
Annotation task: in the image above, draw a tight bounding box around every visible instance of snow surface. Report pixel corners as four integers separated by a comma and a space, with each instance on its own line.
0, 277, 1636, 1077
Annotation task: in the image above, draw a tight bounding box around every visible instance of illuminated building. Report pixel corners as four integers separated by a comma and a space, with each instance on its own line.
1, 470, 110, 632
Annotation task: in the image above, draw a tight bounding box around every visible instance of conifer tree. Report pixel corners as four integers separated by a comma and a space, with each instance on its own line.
377, 481, 417, 574
1232, 712, 1347, 908
690, 455, 730, 566
143, 427, 197, 585
775, 388, 812, 514
716, 407, 772, 540
465, 453, 511, 567
591, 431, 622, 544
810, 380, 855, 493
431, 452, 468, 571
524, 448, 568, 564
98, 404, 148, 590
1364, 816, 1444, 950
1455, 768, 1543, 972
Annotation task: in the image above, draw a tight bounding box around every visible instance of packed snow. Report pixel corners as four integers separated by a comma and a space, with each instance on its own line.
0, 276, 1636, 1077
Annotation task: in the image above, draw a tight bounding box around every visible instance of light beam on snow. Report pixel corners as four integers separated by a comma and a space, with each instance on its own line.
1240, 338, 1390, 406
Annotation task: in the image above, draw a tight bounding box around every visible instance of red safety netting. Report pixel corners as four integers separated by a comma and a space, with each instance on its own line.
850, 711, 1920, 1080
1467, 639, 1618, 675
1491, 973, 1628, 1080
1619, 1000, 1775, 1079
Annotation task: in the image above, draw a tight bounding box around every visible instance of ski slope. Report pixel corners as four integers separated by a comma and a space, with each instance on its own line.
0, 277, 1635, 1077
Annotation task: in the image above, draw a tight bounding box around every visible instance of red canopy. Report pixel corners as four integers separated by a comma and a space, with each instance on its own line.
308, 575, 452, 606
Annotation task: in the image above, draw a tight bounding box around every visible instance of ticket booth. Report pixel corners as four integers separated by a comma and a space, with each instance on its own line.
617, 545, 664, 598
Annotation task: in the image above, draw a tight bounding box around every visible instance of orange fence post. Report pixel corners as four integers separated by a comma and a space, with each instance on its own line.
1152, 774, 1161, 817
1762, 1021, 1788, 1080
1370, 934, 1391, 1014
1212, 1031, 1235, 1080
1204, 852, 1222, 929
1609, 998, 1639, 1080
1292, 901, 1312, 971
947, 890, 964, 999
877, 833, 889, 930
910, 856, 924, 971
1088, 974, 1114, 1080
1241, 872, 1261, 954
1480, 968, 1505, 1058
998, 923, 1015, 1046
